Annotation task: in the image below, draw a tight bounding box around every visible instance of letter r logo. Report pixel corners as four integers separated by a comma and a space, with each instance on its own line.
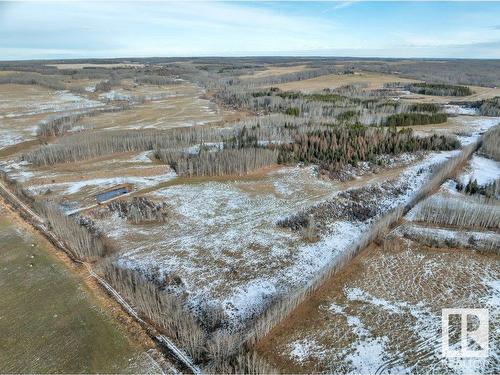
442, 308, 489, 358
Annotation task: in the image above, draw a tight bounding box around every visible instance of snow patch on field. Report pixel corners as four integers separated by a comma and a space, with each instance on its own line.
289, 339, 327, 363
0, 132, 24, 150
457, 117, 500, 145
396, 223, 500, 252
18, 91, 102, 116
458, 155, 500, 186
27, 172, 176, 196
444, 105, 477, 115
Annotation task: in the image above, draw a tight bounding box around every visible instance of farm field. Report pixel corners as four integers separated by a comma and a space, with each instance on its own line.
255, 138, 500, 373
274, 71, 419, 92
0, 205, 168, 374
255, 234, 499, 373
0, 56, 498, 372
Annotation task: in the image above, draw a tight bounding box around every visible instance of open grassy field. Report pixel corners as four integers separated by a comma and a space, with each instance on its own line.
399, 85, 500, 104
0, 83, 103, 149
239, 64, 311, 80
398, 115, 500, 143
274, 71, 418, 92
0, 206, 164, 373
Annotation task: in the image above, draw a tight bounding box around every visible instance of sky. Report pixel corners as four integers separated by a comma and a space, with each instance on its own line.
1, 1, 500, 60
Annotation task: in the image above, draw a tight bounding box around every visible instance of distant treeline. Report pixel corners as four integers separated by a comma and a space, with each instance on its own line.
0, 72, 66, 90
405, 82, 472, 96
217, 85, 448, 127
134, 75, 182, 85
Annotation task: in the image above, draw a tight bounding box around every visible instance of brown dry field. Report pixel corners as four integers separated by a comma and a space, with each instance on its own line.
256, 233, 499, 373
80, 82, 231, 130
274, 71, 419, 92
239, 64, 311, 79
0, 83, 104, 149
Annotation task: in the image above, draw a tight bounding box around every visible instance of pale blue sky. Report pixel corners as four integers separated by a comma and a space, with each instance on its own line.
1, 1, 499, 60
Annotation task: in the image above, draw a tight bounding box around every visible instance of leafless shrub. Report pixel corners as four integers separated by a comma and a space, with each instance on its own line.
107, 197, 170, 224
302, 214, 319, 242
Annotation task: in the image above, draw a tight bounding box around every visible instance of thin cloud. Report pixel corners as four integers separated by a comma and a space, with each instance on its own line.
322, 1, 360, 14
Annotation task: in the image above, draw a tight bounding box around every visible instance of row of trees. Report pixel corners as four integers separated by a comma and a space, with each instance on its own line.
35, 202, 111, 260
401, 223, 499, 253
98, 261, 274, 372
480, 124, 500, 161
0, 72, 66, 90
405, 82, 472, 96
413, 196, 499, 229
36, 106, 126, 137
23, 115, 307, 166
156, 148, 279, 177
384, 112, 447, 126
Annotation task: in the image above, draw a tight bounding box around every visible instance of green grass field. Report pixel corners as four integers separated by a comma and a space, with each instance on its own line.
0, 214, 154, 373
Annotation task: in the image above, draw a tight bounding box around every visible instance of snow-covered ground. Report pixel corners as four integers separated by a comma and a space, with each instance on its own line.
455, 116, 500, 145
458, 154, 500, 186
0, 88, 104, 149
94, 150, 460, 328
280, 237, 499, 374
26, 172, 176, 197
0, 90, 102, 118
397, 223, 500, 253
444, 105, 477, 116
